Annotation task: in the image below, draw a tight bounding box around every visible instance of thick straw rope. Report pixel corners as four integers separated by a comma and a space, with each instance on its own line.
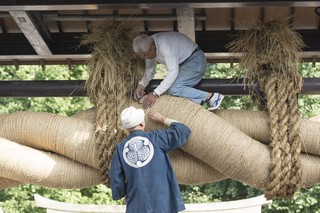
256, 70, 302, 199
2, 102, 320, 189
286, 79, 302, 196
0, 109, 227, 189
228, 20, 304, 199
95, 89, 118, 186
82, 20, 305, 197
82, 22, 144, 186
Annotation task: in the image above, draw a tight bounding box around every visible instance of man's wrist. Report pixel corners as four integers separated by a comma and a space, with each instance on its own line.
152, 91, 159, 97
164, 118, 178, 126
138, 84, 145, 89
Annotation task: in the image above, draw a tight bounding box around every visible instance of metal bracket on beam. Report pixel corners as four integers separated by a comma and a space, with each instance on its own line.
13, 59, 19, 70
67, 58, 73, 70
312, 56, 317, 67
9, 10, 52, 56
39, 59, 45, 70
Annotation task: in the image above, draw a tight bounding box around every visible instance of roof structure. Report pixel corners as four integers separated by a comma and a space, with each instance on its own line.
0, 1, 319, 97
0, 1, 320, 68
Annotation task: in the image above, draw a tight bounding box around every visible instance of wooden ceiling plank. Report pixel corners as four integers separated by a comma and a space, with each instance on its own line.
1, 1, 320, 11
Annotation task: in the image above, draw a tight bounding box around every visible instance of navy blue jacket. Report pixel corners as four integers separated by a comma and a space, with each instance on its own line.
109, 122, 191, 213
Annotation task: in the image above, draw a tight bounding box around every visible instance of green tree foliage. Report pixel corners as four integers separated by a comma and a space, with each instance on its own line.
0, 63, 319, 212
298, 63, 320, 118
0, 65, 92, 115
0, 184, 123, 213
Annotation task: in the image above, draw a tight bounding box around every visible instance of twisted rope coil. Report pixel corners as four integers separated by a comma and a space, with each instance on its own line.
262, 72, 302, 199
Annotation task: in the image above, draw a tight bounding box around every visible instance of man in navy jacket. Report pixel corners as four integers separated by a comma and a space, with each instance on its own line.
109, 106, 191, 213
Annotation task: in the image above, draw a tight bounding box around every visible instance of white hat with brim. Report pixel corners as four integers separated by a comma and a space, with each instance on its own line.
121, 106, 145, 130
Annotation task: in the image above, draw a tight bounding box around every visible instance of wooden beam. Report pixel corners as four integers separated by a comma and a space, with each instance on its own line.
176, 8, 195, 41
9, 10, 52, 55
1, 1, 320, 11
0, 78, 319, 97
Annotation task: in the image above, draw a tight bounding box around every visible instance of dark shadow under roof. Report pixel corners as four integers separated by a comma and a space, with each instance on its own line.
0, 0, 319, 67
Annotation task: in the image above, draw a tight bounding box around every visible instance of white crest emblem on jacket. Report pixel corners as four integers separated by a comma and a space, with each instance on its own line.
123, 136, 154, 168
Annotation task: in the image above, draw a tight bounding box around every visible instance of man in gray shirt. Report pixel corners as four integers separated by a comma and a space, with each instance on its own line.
132, 31, 224, 111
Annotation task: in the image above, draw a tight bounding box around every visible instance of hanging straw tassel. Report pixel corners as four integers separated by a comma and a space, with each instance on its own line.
81, 21, 145, 187
227, 19, 305, 199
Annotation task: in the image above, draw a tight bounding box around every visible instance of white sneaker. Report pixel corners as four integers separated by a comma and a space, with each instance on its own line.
207, 93, 224, 111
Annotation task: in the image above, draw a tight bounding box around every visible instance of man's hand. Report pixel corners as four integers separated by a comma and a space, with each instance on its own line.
133, 84, 145, 101
142, 92, 158, 108
148, 111, 165, 123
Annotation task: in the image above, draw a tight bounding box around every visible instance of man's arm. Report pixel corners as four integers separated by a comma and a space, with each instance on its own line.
148, 111, 191, 151
135, 59, 157, 102
138, 59, 157, 88
109, 148, 127, 200
153, 52, 179, 96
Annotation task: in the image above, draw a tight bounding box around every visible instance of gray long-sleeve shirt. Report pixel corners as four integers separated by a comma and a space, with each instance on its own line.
138, 31, 198, 96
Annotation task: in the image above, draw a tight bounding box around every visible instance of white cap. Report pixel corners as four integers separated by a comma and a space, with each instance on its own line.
121, 106, 145, 130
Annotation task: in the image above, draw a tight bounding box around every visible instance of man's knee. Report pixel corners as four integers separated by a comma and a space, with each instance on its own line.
168, 85, 182, 96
